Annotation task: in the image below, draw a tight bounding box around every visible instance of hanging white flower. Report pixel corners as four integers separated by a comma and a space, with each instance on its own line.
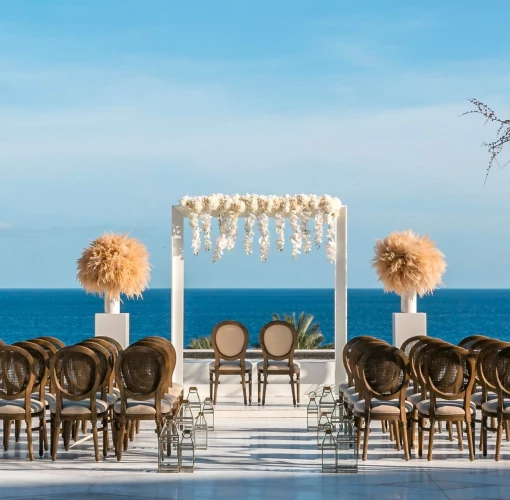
289, 210, 301, 259
189, 212, 201, 256
244, 213, 257, 255
257, 213, 270, 262
275, 211, 286, 251
213, 214, 228, 262
200, 213, 213, 251
314, 211, 324, 248
301, 207, 312, 254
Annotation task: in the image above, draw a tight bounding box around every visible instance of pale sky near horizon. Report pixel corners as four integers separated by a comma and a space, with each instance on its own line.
1, 1, 510, 289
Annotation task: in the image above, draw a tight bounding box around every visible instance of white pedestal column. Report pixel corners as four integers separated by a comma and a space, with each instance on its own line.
95, 313, 130, 349
335, 206, 348, 389
171, 207, 184, 386
392, 312, 427, 348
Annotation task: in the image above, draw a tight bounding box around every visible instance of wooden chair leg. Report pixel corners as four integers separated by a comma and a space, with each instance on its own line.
262, 373, 268, 406
427, 419, 435, 461
296, 373, 301, 404
209, 372, 213, 401
418, 418, 424, 458
257, 372, 262, 404
129, 420, 135, 441
496, 420, 503, 462
63, 421, 72, 451
213, 372, 220, 406
103, 416, 108, 457
394, 421, 401, 451
355, 417, 362, 455
92, 422, 99, 462
82, 420, 87, 434
116, 421, 125, 461
466, 419, 475, 461
72, 421, 79, 442
389, 421, 394, 441
505, 420, 510, 441
26, 419, 34, 461
290, 373, 296, 407
362, 416, 370, 461
136, 419, 140, 434
447, 421, 453, 441
15, 420, 21, 442
51, 418, 60, 461
42, 416, 48, 452
39, 416, 44, 458
248, 373, 252, 405
482, 414, 488, 457
381, 420, 387, 433
3, 419, 11, 451
456, 421, 464, 451
241, 372, 248, 406
401, 420, 410, 461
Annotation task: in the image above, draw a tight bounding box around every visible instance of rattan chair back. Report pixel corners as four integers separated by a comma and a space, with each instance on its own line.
342, 336, 377, 387
95, 336, 123, 354
0, 345, 35, 402
143, 336, 178, 386
400, 335, 429, 359
79, 341, 112, 398
477, 341, 510, 394
409, 338, 447, 394
458, 334, 489, 350
359, 345, 409, 402
424, 345, 475, 402
115, 345, 169, 403
13, 341, 49, 402
134, 338, 175, 393
38, 336, 65, 349
495, 346, 510, 399
350, 338, 387, 394
50, 346, 101, 403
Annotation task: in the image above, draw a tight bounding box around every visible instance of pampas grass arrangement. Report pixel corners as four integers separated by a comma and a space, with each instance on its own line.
372, 230, 446, 298
77, 233, 151, 304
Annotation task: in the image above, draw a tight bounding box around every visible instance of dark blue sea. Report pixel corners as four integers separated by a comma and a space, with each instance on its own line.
0, 289, 509, 347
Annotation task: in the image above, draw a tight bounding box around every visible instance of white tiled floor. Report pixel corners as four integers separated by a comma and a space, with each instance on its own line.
2, 398, 510, 499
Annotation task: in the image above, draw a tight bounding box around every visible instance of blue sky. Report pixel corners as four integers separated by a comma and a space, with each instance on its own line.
1, 0, 510, 289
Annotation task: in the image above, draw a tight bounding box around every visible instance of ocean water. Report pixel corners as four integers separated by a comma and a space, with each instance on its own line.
0, 289, 509, 347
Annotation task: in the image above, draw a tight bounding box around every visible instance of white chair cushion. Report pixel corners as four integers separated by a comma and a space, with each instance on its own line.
347, 392, 360, 405
171, 383, 184, 394
407, 393, 424, 406
50, 398, 109, 416
417, 400, 476, 417
167, 386, 183, 399
338, 383, 349, 395
113, 398, 173, 416
405, 386, 416, 398
471, 392, 497, 407
210, 360, 253, 372
0, 399, 45, 416
344, 387, 356, 398
354, 400, 413, 415
96, 392, 117, 406
256, 361, 300, 372
113, 387, 121, 398
481, 400, 510, 415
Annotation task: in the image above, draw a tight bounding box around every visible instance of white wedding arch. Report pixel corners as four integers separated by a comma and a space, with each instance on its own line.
171, 194, 348, 388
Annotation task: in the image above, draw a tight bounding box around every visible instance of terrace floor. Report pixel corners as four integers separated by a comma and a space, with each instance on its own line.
2, 398, 510, 500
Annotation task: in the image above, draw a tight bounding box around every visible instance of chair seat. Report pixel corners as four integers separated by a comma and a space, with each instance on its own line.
113, 387, 121, 398
0, 399, 45, 416
407, 393, 423, 406
354, 400, 413, 416
338, 383, 349, 395
167, 386, 183, 399
171, 383, 184, 395
257, 361, 300, 372
347, 392, 360, 405
97, 392, 117, 406
114, 399, 173, 416
471, 392, 497, 407
406, 386, 417, 398
209, 360, 253, 372
416, 400, 476, 417
50, 398, 109, 416
481, 400, 510, 416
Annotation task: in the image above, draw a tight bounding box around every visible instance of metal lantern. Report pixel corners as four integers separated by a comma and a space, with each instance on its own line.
194, 411, 208, 450
187, 386, 201, 411
317, 411, 332, 449
336, 418, 358, 473
321, 427, 338, 473
330, 398, 343, 429
178, 428, 195, 473
202, 397, 214, 431
176, 400, 195, 433
158, 418, 180, 473
319, 386, 336, 415
307, 392, 319, 431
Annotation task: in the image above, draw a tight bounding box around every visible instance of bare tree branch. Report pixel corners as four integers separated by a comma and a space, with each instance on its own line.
462, 98, 510, 183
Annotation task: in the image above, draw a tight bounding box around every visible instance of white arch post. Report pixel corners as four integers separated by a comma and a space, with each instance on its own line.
171, 204, 348, 388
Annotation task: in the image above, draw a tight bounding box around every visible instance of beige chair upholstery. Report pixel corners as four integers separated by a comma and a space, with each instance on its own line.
258, 321, 299, 406
0, 399, 45, 416
50, 399, 109, 416
210, 321, 251, 406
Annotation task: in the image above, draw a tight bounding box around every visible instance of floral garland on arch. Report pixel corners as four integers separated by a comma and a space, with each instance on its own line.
179, 194, 342, 263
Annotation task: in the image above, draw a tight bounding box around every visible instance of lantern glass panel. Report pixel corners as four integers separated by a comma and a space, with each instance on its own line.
202, 397, 214, 431
321, 429, 338, 473
336, 418, 358, 473
195, 411, 208, 450
158, 419, 180, 473
307, 393, 319, 431
187, 386, 202, 411
317, 411, 332, 449
178, 429, 195, 473
319, 386, 336, 414
177, 400, 195, 432
330, 398, 343, 428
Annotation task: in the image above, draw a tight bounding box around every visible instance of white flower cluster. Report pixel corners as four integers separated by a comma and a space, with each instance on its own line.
179, 194, 342, 263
